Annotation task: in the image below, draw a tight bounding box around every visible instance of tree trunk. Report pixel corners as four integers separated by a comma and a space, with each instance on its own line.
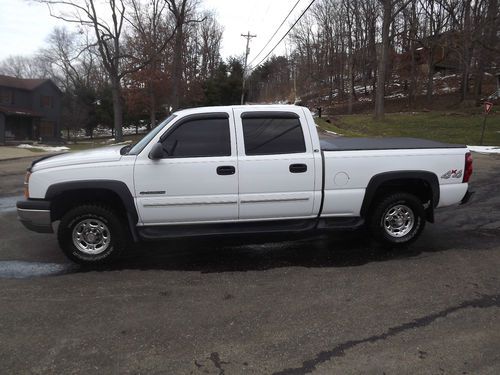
460, 0, 472, 102
426, 47, 435, 106
374, 0, 391, 120
409, 46, 416, 108
408, 0, 417, 109
149, 83, 156, 130
171, 25, 183, 110
110, 76, 123, 142
347, 5, 354, 115
474, 0, 497, 104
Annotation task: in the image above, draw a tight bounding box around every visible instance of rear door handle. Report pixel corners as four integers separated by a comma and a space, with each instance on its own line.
217, 166, 236, 175
289, 163, 307, 173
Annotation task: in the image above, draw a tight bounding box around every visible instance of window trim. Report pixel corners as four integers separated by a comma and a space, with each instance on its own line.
159, 112, 232, 159
241, 111, 299, 119
240, 114, 307, 156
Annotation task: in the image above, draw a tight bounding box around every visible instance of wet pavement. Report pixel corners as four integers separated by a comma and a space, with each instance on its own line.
0, 260, 78, 278
0, 195, 18, 213
0, 153, 499, 374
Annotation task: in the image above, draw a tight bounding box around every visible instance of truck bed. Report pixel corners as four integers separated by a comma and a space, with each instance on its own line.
319, 134, 466, 151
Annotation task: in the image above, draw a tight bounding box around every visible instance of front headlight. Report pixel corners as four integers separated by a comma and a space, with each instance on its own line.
24, 171, 31, 199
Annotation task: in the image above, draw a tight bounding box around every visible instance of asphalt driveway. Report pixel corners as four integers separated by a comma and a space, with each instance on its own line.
0, 153, 499, 374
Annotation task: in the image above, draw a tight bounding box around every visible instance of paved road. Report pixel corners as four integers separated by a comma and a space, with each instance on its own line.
0, 154, 499, 374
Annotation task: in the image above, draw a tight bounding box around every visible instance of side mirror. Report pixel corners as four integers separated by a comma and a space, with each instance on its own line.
148, 142, 165, 160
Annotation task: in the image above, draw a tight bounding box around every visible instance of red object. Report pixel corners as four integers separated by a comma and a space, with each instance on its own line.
463, 152, 473, 183
484, 101, 493, 114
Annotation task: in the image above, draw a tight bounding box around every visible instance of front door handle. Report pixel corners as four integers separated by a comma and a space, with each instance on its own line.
289, 163, 307, 173
217, 166, 236, 175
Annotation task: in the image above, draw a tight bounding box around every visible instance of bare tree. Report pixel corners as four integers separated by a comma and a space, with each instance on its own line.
165, 0, 201, 110
374, 0, 411, 120
0, 55, 51, 78
126, 0, 172, 128
38, 0, 176, 141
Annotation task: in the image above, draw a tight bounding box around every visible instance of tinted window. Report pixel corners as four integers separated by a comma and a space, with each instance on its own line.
242, 117, 306, 155
162, 118, 231, 157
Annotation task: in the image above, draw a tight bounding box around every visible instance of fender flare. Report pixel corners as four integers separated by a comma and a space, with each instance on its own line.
360, 171, 440, 218
45, 180, 139, 240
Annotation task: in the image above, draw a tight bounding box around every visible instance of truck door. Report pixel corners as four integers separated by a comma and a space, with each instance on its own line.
233, 109, 317, 220
133, 111, 239, 224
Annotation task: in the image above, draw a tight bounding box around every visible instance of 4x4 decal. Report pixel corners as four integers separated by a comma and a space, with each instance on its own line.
441, 169, 463, 179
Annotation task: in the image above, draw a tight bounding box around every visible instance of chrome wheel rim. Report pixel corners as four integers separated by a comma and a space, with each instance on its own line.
382, 204, 415, 238
72, 218, 111, 255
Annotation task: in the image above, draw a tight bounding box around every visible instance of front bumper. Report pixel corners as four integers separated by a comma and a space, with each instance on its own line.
16, 200, 53, 233
460, 190, 474, 205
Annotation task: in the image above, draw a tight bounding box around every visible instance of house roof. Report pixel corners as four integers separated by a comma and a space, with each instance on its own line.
0, 105, 42, 117
0, 75, 60, 92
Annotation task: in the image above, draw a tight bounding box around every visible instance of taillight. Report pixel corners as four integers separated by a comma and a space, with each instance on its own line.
463, 152, 473, 183
23, 171, 31, 199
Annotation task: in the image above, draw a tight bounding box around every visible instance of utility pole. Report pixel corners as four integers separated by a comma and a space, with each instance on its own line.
240, 31, 256, 105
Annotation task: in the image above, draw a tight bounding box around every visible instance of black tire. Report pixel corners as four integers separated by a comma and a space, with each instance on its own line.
57, 205, 127, 265
368, 192, 426, 247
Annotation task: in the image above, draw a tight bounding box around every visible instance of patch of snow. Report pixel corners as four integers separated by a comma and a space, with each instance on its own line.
385, 92, 407, 99
315, 125, 342, 136
17, 144, 69, 152
325, 130, 341, 135
467, 145, 500, 154
434, 74, 457, 81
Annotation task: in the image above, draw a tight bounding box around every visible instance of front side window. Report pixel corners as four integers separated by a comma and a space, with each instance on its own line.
161, 117, 231, 158
242, 117, 306, 155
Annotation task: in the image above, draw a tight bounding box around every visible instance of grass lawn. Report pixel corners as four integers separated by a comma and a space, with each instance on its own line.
316, 111, 500, 146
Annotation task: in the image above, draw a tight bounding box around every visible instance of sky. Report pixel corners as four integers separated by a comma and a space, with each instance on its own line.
0, 0, 309, 68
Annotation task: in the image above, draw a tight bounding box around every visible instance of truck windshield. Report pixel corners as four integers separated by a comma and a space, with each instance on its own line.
126, 114, 176, 155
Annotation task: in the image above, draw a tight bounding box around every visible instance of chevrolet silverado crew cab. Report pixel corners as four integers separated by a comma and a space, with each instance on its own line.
17, 105, 473, 264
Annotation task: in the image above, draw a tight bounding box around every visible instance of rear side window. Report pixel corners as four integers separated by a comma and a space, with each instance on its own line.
242, 117, 306, 155
162, 117, 231, 157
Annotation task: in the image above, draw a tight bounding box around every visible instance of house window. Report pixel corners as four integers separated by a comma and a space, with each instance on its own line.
40, 95, 53, 108
0, 89, 13, 105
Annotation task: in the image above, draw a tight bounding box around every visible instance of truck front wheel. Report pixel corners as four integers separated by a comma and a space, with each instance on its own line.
369, 193, 426, 247
57, 205, 126, 265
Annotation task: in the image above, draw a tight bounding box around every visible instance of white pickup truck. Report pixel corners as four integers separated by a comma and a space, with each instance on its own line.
17, 105, 473, 264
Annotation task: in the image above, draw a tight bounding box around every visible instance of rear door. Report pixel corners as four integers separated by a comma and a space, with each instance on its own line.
233, 109, 317, 220
134, 111, 239, 225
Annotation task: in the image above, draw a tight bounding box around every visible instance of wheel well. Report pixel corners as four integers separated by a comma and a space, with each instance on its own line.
50, 189, 127, 222
372, 178, 433, 205
363, 177, 436, 222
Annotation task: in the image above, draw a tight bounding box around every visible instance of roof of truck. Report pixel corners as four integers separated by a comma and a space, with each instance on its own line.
173, 104, 302, 116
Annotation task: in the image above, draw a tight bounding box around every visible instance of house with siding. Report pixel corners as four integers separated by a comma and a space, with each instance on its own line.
0, 75, 62, 145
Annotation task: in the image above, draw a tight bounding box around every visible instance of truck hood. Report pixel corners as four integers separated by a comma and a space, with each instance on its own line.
31, 145, 124, 171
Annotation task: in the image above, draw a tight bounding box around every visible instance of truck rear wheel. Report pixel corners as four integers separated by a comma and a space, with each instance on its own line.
369, 192, 425, 247
57, 205, 126, 265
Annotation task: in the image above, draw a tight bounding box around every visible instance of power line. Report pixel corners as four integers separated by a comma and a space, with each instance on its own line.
247, 0, 302, 67
249, 0, 317, 72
